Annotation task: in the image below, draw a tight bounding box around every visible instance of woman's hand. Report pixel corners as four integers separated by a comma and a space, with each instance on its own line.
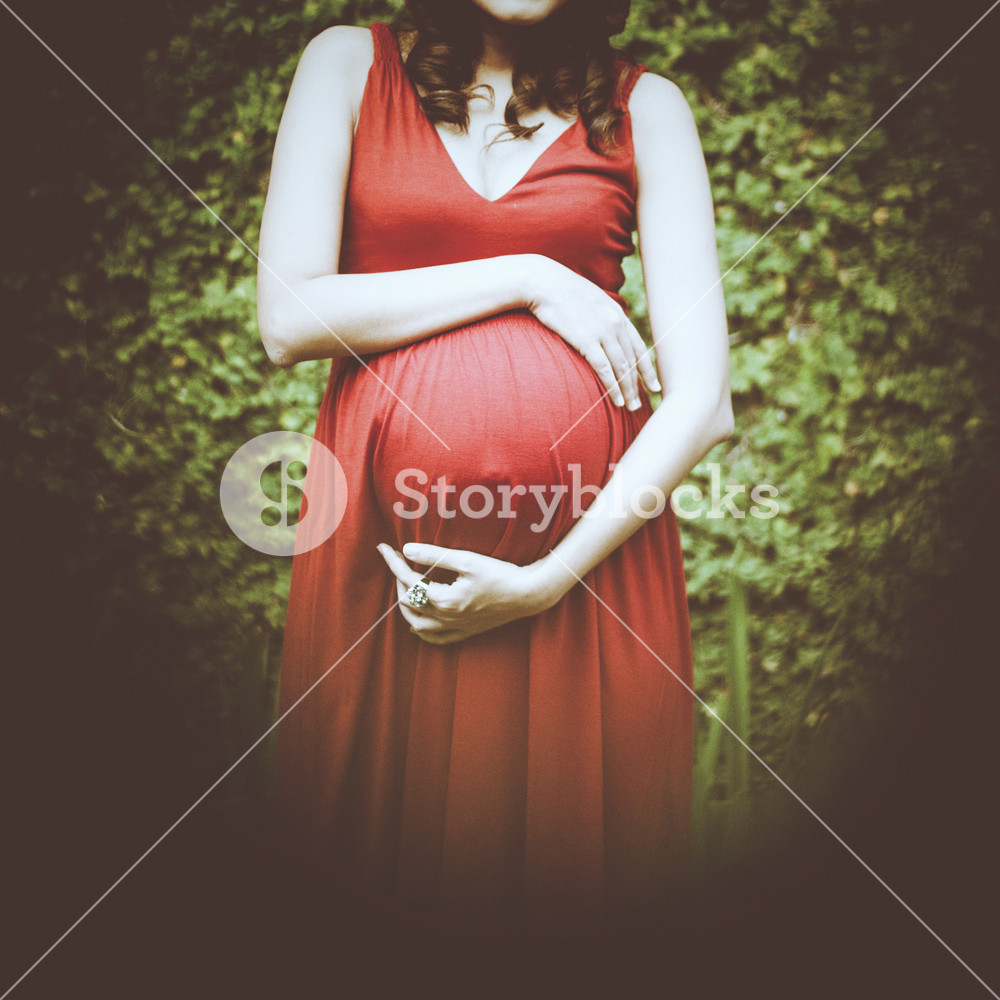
376, 542, 564, 645
523, 255, 661, 410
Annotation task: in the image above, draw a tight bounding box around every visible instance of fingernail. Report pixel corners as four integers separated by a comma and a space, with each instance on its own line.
628, 398, 641, 411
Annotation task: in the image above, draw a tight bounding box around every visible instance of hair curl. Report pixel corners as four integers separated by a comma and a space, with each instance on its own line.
396, 0, 633, 155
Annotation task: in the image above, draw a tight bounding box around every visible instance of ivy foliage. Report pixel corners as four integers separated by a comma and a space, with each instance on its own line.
623, 0, 999, 788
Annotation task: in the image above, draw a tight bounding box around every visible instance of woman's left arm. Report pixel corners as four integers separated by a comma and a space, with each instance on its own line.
529, 71, 734, 590
379, 72, 733, 642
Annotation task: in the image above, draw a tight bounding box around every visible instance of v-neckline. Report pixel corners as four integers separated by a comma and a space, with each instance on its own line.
428, 114, 581, 205
386, 28, 582, 205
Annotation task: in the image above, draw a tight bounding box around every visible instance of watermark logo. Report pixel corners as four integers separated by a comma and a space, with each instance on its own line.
220, 431, 347, 556
672, 463, 780, 520
392, 461, 779, 531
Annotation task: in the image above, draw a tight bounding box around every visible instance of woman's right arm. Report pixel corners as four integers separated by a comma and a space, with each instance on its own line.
256, 26, 655, 408
257, 26, 528, 366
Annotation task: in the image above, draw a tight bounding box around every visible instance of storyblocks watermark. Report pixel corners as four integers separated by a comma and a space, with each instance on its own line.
220, 434, 780, 553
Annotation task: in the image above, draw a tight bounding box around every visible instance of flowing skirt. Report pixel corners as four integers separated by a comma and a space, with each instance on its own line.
274, 311, 694, 930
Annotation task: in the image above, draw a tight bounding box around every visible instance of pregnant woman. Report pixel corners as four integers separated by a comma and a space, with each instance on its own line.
256, 0, 732, 932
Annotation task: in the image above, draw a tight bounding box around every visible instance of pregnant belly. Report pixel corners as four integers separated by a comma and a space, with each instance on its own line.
346, 311, 649, 565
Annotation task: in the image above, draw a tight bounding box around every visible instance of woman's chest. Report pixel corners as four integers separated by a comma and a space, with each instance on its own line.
339, 109, 637, 293
433, 105, 579, 204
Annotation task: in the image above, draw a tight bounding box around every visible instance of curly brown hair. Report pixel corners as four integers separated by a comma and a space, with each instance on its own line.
395, 0, 634, 155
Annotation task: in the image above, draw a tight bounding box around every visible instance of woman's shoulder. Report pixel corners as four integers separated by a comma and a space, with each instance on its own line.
626, 71, 707, 188
301, 23, 375, 71
627, 71, 699, 147
627, 71, 691, 122
293, 24, 376, 121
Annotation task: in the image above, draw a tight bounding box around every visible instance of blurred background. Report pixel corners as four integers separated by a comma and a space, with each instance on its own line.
2, 0, 998, 995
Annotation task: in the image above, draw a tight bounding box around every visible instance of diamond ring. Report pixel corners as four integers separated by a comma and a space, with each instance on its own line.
405, 581, 430, 609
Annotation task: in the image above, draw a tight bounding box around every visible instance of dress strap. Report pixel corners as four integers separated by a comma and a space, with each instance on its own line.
369, 20, 398, 64
614, 60, 647, 109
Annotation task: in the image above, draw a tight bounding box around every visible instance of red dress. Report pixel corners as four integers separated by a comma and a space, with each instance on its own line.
275, 21, 694, 931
